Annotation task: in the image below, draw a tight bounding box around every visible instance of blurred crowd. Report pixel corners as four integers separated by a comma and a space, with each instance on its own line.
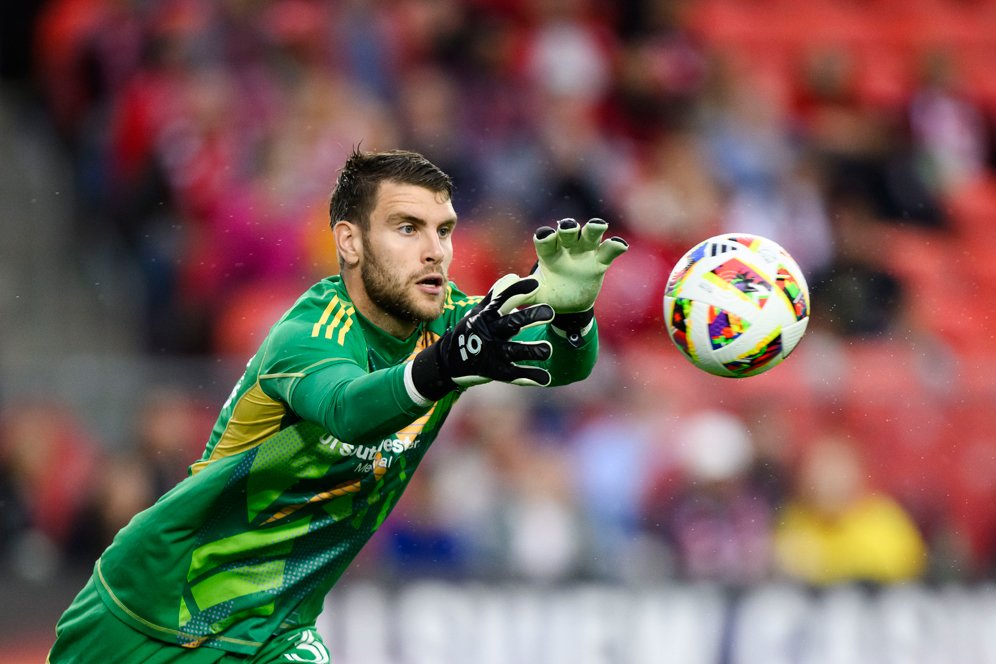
3, 0, 996, 589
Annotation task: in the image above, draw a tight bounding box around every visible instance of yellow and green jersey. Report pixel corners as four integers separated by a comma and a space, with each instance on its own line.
90, 275, 598, 655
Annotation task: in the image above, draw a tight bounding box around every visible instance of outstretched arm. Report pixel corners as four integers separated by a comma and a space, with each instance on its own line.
267, 275, 556, 444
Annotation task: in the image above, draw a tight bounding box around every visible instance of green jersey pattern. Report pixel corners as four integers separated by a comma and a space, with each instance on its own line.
91, 276, 598, 655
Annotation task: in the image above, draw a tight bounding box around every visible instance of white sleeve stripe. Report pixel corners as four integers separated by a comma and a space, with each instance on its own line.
404, 361, 434, 407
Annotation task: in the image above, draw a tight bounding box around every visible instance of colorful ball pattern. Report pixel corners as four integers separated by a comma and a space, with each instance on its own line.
663, 233, 810, 378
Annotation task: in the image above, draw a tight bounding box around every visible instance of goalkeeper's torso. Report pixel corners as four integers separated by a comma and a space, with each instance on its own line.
92, 276, 480, 655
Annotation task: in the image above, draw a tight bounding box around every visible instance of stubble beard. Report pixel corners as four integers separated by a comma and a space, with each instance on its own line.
360, 236, 446, 326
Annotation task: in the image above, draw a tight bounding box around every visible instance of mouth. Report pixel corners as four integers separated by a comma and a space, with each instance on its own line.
415, 273, 446, 295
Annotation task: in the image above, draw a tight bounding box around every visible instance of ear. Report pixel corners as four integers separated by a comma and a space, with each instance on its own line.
333, 221, 362, 268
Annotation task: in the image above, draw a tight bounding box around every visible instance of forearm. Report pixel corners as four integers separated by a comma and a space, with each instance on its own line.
289, 363, 432, 445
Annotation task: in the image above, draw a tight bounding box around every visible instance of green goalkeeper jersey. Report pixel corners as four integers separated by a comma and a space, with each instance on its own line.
91, 275, 597, 655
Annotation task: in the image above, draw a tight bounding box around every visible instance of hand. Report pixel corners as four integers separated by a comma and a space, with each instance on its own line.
410, 275, 555, 402
527, 218, 629, 314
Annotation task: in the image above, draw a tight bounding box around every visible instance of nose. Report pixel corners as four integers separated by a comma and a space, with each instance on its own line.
423, 232, 445, 264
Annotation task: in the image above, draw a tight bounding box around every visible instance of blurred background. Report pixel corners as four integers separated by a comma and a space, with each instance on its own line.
2, 0, 996, 661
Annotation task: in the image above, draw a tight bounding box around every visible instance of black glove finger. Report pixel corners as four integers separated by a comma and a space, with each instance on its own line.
487, 276, 541, 312
492, 304, 555, 338
469, 290, 494, 317
500, 339, 552, 364
488, 357, 552, 386
506, 363, 553, 387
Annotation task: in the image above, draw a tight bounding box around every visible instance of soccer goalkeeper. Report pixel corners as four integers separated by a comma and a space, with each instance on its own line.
48, 149, 627, 663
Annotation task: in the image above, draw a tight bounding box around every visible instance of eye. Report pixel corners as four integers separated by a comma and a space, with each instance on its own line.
438, 226, 452, 238
399, 224, 416, 235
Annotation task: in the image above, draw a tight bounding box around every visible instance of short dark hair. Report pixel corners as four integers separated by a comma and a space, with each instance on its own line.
329, 148, 453, 231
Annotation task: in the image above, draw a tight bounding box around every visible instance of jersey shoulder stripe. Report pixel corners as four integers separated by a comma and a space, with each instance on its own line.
310, 294, 356, 345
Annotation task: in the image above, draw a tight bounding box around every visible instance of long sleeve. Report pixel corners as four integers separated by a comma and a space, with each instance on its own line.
277, 362, 432, 445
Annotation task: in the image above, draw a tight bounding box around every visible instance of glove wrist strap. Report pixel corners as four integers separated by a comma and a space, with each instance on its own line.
410, 342, 458, 403
551, 309, 595, 349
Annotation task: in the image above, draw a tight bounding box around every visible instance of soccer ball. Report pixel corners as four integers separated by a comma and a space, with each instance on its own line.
663, 233, 810, 378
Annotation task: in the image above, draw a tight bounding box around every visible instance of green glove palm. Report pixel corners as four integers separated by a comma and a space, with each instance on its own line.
527, 218, 629, 313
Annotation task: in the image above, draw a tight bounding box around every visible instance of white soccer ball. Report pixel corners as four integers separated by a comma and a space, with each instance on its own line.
663, 233, 810, 378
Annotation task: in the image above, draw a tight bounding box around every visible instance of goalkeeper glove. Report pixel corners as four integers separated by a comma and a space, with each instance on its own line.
527, 218, 628, 344
530, 218, 629, 312
410, 274, 555, 402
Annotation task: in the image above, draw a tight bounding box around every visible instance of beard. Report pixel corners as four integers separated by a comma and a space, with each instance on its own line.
360, 235, 446, 326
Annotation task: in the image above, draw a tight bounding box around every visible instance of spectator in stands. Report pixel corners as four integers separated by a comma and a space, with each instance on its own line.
643, 410, 775, 585
0, 401, 97, 577
808, 191, 906, 337
793, 46, 945, 228
569, 365, 679, 582
66, 453, 156, 566
774, 433, 927, 585
617, 129, 723, 261
133, 388, 208, 497
465, 383, 581, 582
907, 49, 990, 195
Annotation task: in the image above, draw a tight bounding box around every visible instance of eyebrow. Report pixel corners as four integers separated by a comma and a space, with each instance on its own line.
387, 212, 458, 227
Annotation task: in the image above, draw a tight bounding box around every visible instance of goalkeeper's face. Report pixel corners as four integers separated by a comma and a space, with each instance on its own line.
359, 182, 456, 329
